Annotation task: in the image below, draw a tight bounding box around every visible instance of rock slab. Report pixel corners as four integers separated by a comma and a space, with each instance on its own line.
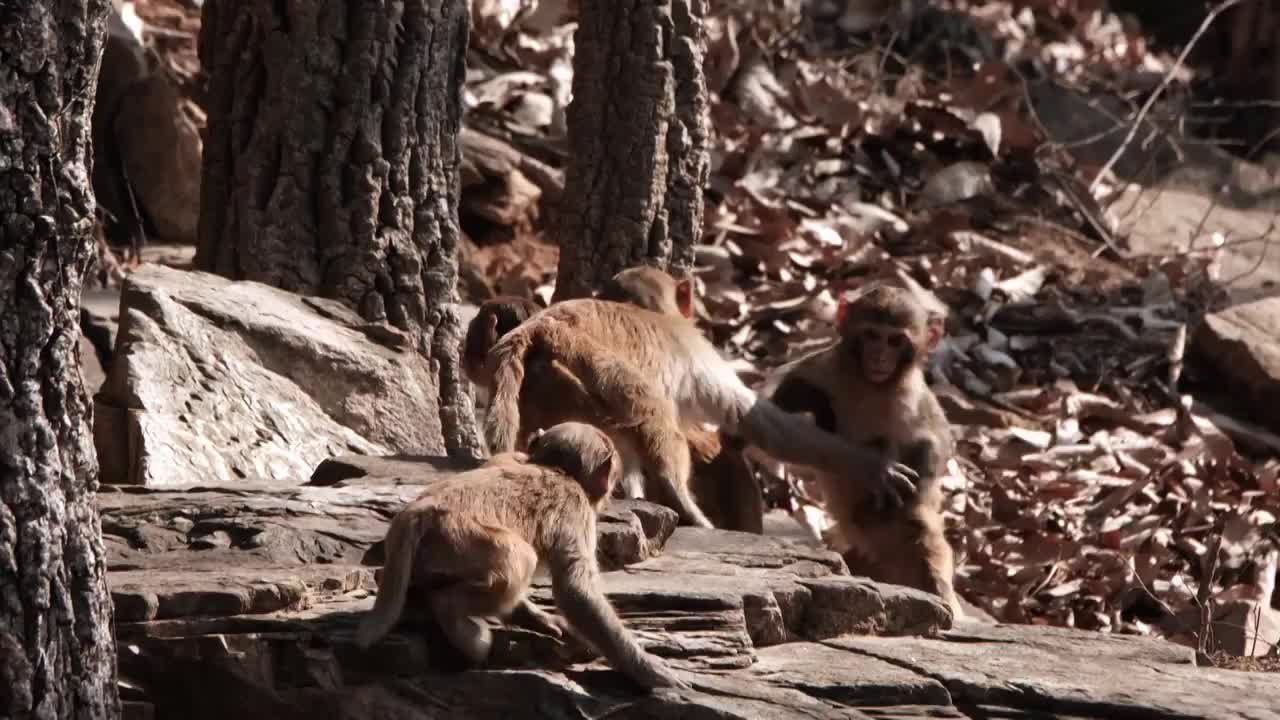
1193, 296, 1280, 429
94, 265, 448, 486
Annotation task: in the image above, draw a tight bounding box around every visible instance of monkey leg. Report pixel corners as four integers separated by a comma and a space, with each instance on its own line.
550, 337, 713, 527
625, 420, 711, 527
609, 435, 649, 500
689, 432, 764, 534
429, 525, 541, 665
841, 504, 961, 618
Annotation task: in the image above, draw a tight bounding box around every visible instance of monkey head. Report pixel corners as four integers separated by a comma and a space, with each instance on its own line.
463, 296, 543, 387
528, 422, 621, 505
837, 285, 942, 385
599, 266, 694, 319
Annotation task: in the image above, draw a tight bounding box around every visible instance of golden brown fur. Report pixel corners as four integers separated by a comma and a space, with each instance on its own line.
463, 295, 543, 389
464, 269, 772, 531
355, 422, 687, 690
599, 265, 694, 318
769, 285, 960, 616
595, 267, 765, 532
484, 291, 919, 529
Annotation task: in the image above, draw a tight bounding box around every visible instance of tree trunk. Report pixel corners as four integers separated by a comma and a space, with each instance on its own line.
196, 0, 483, 459
553, 0, 711, 300
0, 1, 121, 718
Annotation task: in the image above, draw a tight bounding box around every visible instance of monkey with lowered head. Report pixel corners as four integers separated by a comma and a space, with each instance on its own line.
766, 283, 960, 616
480, 270, 920, 530
355, 421, 688, 690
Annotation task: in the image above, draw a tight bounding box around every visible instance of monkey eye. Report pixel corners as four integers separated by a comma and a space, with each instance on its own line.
887, 334, 906, 348
861, 328, 881, 342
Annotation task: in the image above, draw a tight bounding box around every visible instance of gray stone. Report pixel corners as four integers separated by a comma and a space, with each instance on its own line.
80, 331, 107, 393
104, 443, 1277, 720
749, 642, 951, 707
826, 623, 1280, 720
81, 286, 120, 371
1193, 296, 1280, 428
94, 265, 446, 486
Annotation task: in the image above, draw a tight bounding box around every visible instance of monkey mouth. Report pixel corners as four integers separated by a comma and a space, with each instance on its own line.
867, 367, 895, 382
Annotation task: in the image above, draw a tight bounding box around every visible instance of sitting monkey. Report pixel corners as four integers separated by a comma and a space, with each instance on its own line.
768, 284, 961, 617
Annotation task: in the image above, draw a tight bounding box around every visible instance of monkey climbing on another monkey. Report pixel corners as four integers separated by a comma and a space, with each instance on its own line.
354, 421, 689, 690
766, 283, 961, 617
461, 272, 765, 532
479, 268, 919, 529
597, 266, 765, 533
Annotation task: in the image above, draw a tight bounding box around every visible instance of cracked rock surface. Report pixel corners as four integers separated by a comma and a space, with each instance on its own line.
102, 458, 1280, 720
94, 264, 447, 487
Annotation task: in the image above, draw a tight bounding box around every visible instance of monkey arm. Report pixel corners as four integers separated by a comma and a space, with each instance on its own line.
769, 376, 837, 434
546, 542, 689, 689
719, 387, 916, 507
899, 433, 949, 501
900, 395, 954, 499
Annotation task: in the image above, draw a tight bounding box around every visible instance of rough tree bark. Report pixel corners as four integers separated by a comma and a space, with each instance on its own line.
0, 1, 121, 718
553, 0, 711, 300
196, 0, 483, 459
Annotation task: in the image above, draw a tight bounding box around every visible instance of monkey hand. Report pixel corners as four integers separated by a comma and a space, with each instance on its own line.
530, 612, 573, 640
862, 454, 918, 511
512, 601, 572, 639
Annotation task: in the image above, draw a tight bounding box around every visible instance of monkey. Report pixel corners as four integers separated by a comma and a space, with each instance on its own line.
462, 295, 543, 392
481, 275, 920, 530
597, 266, 765, 533
355, 421, 689, 690
462, 271, 766, 533
766, 283, 960, 617
463, 295, 616, 472
598, 265, 695, 318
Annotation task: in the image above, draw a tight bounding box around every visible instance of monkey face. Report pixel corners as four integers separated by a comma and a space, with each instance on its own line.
857, 323, 915, 384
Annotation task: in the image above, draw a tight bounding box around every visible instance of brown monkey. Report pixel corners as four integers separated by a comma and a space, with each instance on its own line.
482, 277, 919, 529
464, 270, 764, 532
598, 265, 695, 318
355, 421, 688, 690
767, 284, 960, 616
463, 296, 614, 465
462, 295, 543, 390
598, 266, 765, 533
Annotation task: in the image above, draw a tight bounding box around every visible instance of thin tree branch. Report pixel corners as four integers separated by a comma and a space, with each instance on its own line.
1088, 0, 1251, 193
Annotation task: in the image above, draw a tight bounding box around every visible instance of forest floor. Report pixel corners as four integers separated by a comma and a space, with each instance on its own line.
109, 0, 1280, 669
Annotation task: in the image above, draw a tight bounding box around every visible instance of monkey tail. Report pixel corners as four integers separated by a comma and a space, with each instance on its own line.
484, 330, 534, 453
355, 510, 424, 649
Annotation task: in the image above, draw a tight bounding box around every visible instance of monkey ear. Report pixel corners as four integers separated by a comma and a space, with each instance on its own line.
676, 277, 694, 319
586, 456, 614, 501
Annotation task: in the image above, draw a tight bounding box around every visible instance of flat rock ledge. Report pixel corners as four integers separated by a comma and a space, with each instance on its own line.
103, 458, 1280, 720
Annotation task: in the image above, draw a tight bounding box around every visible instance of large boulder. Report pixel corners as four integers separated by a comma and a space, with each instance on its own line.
1192, 296, 1280, 428
95, 265, 447, 486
